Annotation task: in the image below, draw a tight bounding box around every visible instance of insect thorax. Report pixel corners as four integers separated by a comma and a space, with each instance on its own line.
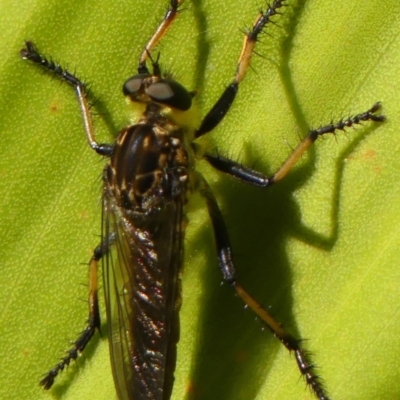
106, 103, 194, 214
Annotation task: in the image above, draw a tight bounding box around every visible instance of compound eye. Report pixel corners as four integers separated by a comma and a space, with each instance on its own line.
122, 74, 148, 97
146, 79, 192, 111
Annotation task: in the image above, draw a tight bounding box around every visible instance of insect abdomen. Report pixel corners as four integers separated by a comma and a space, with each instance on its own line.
103, 120, 190, 399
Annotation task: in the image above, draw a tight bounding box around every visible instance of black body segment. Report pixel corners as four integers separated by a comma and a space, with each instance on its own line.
102, 107, 191, 399
195, 83, 238, 137
19, 0, 386, 399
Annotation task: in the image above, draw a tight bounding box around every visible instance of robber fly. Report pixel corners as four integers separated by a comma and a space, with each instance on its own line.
20, 0, 385, 399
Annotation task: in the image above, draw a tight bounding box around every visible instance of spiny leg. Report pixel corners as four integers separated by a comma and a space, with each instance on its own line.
39, 239, 111, 389
20, 44, 113, 385
20, 41, 113, 157
197, 174, 330, 400
205, 102, 385, 185
138, 0, 184, 73
196, 0, 286, 138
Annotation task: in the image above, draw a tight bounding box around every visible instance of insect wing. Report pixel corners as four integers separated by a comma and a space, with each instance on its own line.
102, 186, 184, 400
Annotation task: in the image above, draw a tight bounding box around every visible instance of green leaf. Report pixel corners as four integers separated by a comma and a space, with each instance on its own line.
1, 1, 399, 400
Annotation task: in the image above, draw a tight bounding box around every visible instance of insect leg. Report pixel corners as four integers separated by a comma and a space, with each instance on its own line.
195, 1, 286, 138
138, 0, 184, 73
20, 41, 113, 157
39, 236, 114, 389
197, 173, 330, 400
204, 103, 385, 185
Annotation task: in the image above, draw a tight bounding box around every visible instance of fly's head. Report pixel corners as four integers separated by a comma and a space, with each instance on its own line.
122, 60, 199, 134
123, 74, 192, 111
